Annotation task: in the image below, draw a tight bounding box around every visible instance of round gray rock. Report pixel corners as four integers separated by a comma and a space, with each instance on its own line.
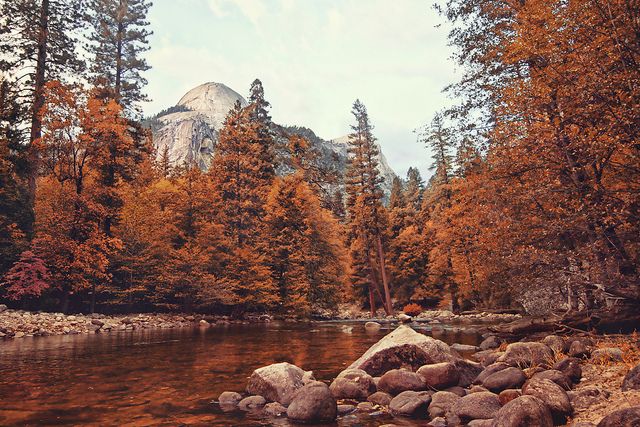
389, 390, 432, 418
451, 391, 501, 422
482, 367, 526, 393
417, 362, 460, 389
246, 362, 312, 405
498, 342, 554, 367
329, 368, 374, 400
378, 368, 426, 395
286, 381, 337, 423
492, 395, 553, 427
428, 390, 461, 418
522, 378, 572, 423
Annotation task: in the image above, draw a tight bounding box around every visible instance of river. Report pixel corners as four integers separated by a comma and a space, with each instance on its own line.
0, 321, 482, 426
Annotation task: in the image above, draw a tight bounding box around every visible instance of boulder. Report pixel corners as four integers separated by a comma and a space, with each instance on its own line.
367, 391, 392, 406
444, 385, 467, 396
492, 395, 554, 427
246, 362, 312, 405
451, 343, 480, 353
596, 406, 640, 427
475, 362, 511, 384
417, 362, 460, 389
428, 391, 461, 418
531, 369, 572, 390
480, 335, 501, 350
428, 417, 447, 427
473, 350, 502, 366
329, 368, 374, 400
568, 386, 610, 410
398, 313, 413, 323
522, 378, 572, 423
451, 391, 501, 422
553, 357, 582, 383
591, 347, 623, 363
482, 367, 526, 393
542, 335, 567, 353
347, 325, 459, 376
569, 339, 590, 358
454, 359, 484, 387
498, 389, 521, 405
365, 321, 382, 332
263, 402, 287, 416
238, 395, 266, 410
286, 381, 337, 423
378, 368, 426, 395
389, 390, 432, 417
622, 364, 640, 391
218, 391, 242, 406
498, 342, 554, 367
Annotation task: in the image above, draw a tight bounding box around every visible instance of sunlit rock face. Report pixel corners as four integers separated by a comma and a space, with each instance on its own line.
151, 82, 248, 170
149, 81, 396, 197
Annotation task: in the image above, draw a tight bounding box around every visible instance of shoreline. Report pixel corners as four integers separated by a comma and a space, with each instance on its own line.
0, 305, 522, 340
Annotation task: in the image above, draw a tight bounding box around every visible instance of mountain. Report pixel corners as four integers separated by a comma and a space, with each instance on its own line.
147, 82, 396, 197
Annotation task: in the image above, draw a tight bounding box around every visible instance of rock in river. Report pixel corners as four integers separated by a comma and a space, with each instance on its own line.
347, 325, 459, 376
329, 368, 375, 400
378, 368, 426, 395
417, 362, 460, 389
246, 362, 313, 405
286, 381, 337, 424
389, 390, 432, 418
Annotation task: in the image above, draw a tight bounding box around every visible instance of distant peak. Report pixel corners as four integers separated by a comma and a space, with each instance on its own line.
176, 82, 248, 113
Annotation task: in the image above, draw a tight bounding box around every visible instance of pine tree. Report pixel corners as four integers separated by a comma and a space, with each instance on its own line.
208, 101, 277, 311
87, 0, 152, 116
0, 0, 86, 209
421, 112, 459, 311
345, 99, 393, 315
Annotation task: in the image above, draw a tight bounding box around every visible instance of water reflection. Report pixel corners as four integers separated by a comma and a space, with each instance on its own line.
0, 321, 481, 426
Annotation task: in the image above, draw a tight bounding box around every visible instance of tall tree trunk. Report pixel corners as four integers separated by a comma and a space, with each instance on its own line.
29, 0, 50, 206
90, 282, 96, 314
368, 287, 376, 318
115, 1, 125, 101
376, 235, 393, 314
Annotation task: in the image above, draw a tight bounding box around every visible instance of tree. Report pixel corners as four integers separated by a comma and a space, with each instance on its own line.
420, 112, 459, 311
0, 79, 31, 277
87, 0, 152, 116
1, 250, 50, 300
207, 101, 277, 311
345, 100, 393, 315
0, 0, 85, 201
264, 172, 349, 316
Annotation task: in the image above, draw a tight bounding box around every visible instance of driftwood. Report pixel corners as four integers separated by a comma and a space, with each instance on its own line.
489, 304, 640, 337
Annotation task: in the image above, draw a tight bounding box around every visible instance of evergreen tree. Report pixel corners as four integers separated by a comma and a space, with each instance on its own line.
345, 99, 393, 315
87, 0, 152, 116
207, 101, 277, 311
0, 0, 85, 206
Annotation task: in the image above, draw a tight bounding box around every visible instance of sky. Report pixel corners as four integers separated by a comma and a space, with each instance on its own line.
144, 0, 457, 178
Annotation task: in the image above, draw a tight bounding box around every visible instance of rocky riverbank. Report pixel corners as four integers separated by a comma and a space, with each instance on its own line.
215, 325, 640, 426
0, 303, 520, 340
0, 305, 273, 339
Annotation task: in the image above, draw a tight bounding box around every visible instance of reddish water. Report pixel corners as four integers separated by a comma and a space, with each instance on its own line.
0, 321, 481, 426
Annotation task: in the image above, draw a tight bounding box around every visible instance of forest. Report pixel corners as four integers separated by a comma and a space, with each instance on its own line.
0, 0, 638, 324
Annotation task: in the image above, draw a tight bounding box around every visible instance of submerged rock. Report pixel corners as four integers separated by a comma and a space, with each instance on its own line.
263, 402, 287, 416
246, 362, 312, 405
365, 321, 382, 332
238, 395, 266, 410
347, 325, 459, 376
217, 391, 242, 406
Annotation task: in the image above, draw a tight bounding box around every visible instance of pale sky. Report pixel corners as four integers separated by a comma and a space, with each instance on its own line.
144, 0, 456, 178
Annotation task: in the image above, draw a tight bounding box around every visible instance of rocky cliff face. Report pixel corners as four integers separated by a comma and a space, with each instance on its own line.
148, 81, 396, 196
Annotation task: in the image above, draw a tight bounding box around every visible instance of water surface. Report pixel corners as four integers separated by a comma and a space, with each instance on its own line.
0, 321, 482, 426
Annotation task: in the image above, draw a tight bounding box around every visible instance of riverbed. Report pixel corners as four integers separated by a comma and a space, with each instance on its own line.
0, 321, 483, 426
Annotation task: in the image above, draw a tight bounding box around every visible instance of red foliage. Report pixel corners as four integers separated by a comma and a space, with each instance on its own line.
2, 250, 50, 300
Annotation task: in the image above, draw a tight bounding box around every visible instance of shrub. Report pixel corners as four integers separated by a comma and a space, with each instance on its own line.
403, 303, 423, 316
